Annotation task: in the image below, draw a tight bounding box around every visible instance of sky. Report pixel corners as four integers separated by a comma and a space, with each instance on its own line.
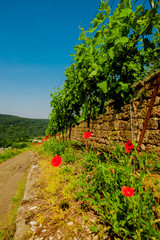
0, 0, 155, 119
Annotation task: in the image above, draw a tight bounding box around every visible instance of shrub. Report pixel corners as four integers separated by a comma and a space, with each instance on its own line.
43, 139, 67, 156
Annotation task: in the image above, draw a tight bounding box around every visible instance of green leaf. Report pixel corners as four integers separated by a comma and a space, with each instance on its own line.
89, 70, 97, 78
118, 8, 132, 18
115, 37, 129, 45
108, 47, 115, 59
97, 81, 108, 93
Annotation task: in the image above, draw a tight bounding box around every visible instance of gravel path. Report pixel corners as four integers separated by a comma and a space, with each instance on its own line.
0, 151, 33, 219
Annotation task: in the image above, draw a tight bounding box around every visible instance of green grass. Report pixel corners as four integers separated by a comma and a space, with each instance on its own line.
0, 147, 30, 164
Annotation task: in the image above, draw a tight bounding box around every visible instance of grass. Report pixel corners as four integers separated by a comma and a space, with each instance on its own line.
32, 138, 160, 239
0, 174, 28, 240
0, 147, 30, 164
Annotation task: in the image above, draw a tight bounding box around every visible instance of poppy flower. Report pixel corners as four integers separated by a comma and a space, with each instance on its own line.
121, 186, 134, 197
56, 133, 59, 136
51, 155, 62, 167
83, 132, 91, 139
125, 140, 134, 153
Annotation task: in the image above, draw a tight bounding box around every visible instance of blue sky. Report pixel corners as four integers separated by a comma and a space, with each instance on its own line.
0, 0, 155, 119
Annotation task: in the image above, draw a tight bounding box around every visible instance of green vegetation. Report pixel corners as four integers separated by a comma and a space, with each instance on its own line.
0, 148, 29, 164
47, 0, 160, 136
34, 138, 160, 239
0, 114, 48, 147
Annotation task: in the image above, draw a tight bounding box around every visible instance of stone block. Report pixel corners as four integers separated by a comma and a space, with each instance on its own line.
148, 118, 159, 129
138, 119, 144, 130
151, 105, 160, 118
147, 130, 160, 145
110, 131, 120, 141
119, 121, 131, 130
154, 96, 160, 106
108, 121, 115, 131
137, 99, 148, 109
96, 118, 104, 124
103, 115, 113, 122
138, 107, 148, 118
101, 122, 110, 130
120, 131, 132, 141
94, 124, 101, 130
145, 144, 158, 153
119, 112, 130, 120
114, 120, 120, 130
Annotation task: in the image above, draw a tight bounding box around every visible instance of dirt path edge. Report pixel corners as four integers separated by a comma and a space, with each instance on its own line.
14, 153, 40, 240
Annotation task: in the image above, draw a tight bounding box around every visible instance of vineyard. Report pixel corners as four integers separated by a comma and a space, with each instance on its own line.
1, 1, 160, 239
47, 0, 160, 137
36, 1, 160, 239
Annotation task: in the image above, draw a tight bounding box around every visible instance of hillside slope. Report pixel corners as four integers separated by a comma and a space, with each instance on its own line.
0, 114, 48, 147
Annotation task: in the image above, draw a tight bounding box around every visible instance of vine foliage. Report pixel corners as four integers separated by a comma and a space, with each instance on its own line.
47, 0, 160, 136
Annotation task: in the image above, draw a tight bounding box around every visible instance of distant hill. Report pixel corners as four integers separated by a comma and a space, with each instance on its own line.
0, 114, 49, 147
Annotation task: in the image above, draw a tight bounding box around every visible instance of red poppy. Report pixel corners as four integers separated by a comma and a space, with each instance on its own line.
56, 133, 59, 136
83, 132, 91, 139
121, 186, 134, 197
51, 155, 62, 167
125, 140, 134, 153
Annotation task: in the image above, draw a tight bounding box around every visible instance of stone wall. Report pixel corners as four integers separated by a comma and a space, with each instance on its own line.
69, 70, 160, 153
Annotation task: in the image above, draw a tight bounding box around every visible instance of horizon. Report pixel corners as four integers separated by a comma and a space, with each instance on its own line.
0, 113, 49, 120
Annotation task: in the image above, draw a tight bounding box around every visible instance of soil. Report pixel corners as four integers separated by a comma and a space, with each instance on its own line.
0, 151, 33, 220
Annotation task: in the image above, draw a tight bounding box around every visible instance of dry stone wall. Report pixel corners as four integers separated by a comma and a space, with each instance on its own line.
69, 70, 160, 153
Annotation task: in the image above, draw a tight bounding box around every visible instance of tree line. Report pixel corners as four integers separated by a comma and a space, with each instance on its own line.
0, 114, 48, 147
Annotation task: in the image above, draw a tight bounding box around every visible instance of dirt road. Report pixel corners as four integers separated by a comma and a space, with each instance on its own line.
0, 151, 33, 219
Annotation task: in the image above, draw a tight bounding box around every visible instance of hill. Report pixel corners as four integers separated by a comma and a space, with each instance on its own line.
0, 114, 49, 147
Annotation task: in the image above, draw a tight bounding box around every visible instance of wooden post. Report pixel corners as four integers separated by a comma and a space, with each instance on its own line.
137, 73, 160, 153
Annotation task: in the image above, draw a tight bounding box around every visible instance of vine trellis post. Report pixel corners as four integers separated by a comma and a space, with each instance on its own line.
137, 73, 160, 153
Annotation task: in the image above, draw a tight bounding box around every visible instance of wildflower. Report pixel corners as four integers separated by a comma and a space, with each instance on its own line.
51, 155, 62, 167
56, 133, 59, 136
83, 132, 91, 139
121, 186, 134, 197
125, 140, 134, 153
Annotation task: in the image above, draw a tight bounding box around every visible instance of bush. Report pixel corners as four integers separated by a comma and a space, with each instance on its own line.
12, 142, 28, 149
43, 139, 68, 156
